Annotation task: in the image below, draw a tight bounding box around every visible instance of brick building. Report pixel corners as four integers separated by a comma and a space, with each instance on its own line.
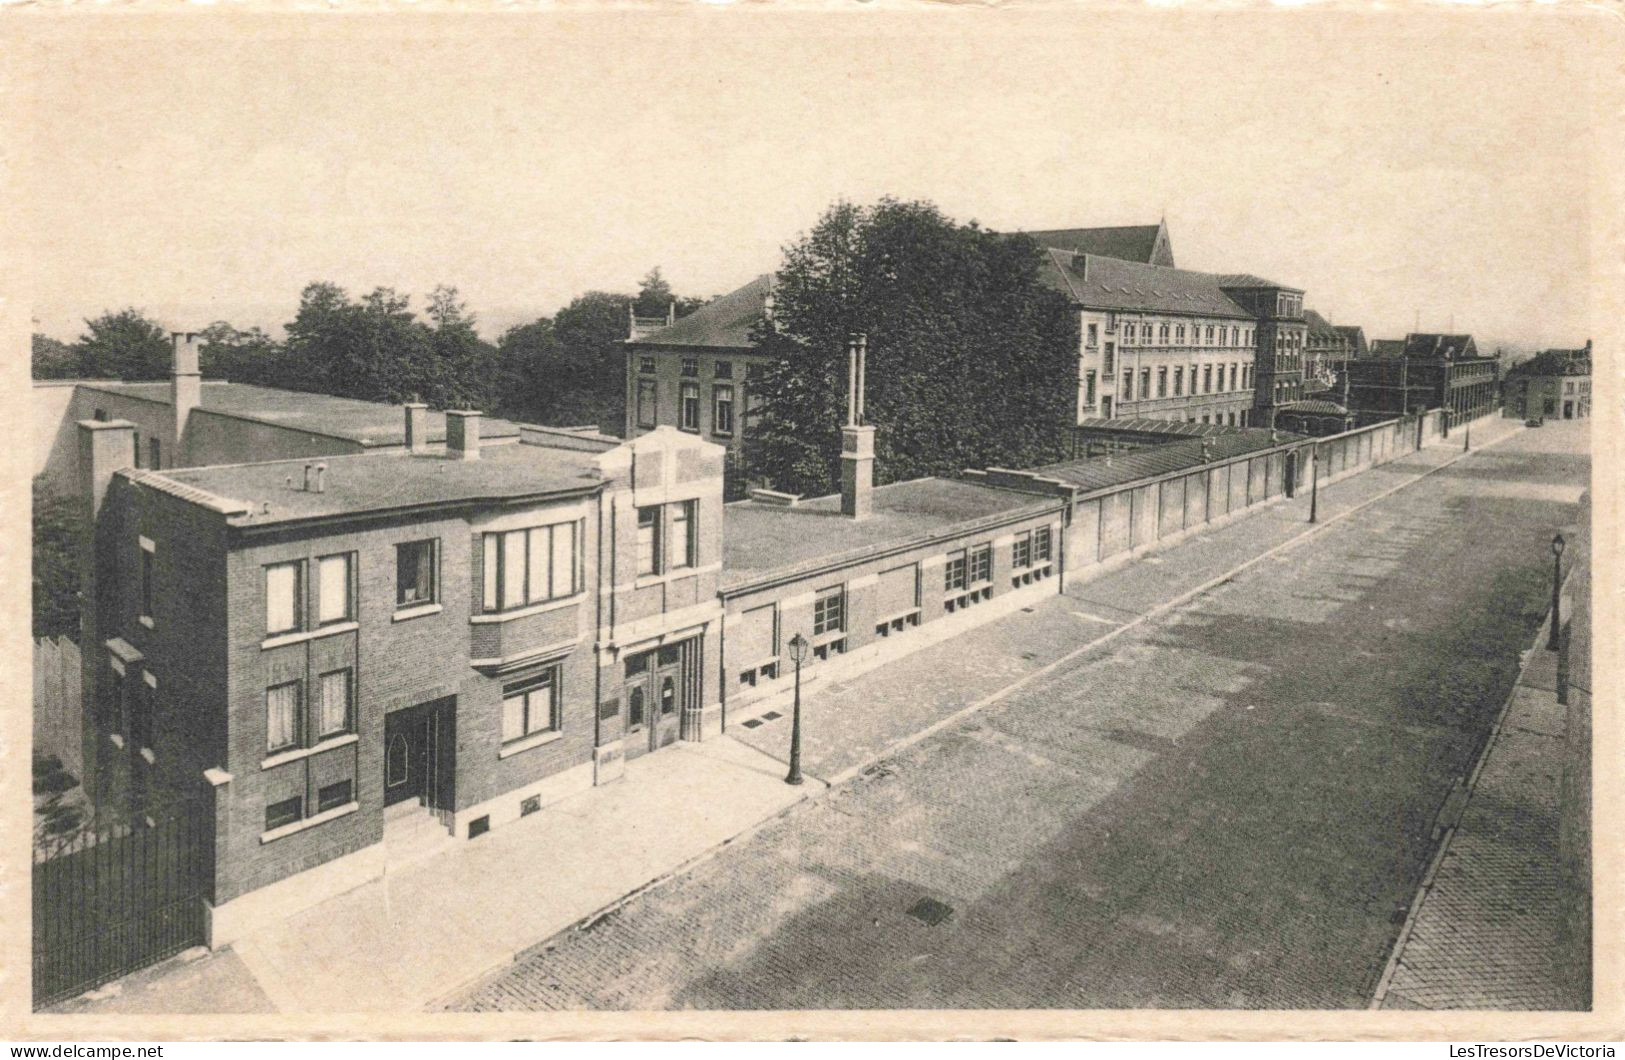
1302, 310, 1363, 393
1503, 341, 1592, 421
1341, 333, 1500, 427
71, 334, 1085, 943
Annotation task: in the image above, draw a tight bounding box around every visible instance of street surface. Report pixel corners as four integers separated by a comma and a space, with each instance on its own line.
449, 419, 1588, 1010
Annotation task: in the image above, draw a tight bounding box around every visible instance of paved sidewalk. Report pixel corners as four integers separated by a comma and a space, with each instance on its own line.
1377, 510, 1590, 1010
731, 416, 1525, 783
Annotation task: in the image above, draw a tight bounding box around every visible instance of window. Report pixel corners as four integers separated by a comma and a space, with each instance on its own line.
130, 678, 153, 750
1229, 364, 1239, 392
813, 586, 844, 636
1035, 526, 1053, 562
395, 539, 437, 608
1140, 368, 1151, 400
1012, 533, 1032, 569
968, 544, 992, 585
1174, 366, 1184, 396
266, 681, 301, 753
483, 522, 580, 610
1176, 324, 1186, 343
318, 669, 352, 738
745, 362, 765, 381
1122, 370, 1133, 400
637, 506, 662, 575
670, 501, 696, 570
636, 379, 658, 429
501, 667, 560, 744
1102, 343, 1114, 373
266, 796, 302, 832
679, 382, 700, 431
92, 408, 108, 422
1206, 325, 1215, 344
713, 384, 735, 437
1140, 323, 1152, 342
715, 360, 733, 379
639, 356, 656, 374
1203, 365, 1213, 393
944, 550, 968, 592
1086, 323, 1098, 347
266, 562, 302, 635
1158, 324, 1170, 344
317, 553, 352, 625
316, 780, 352, 814
1084, 370, 1096, 406
133, 431, 142, 469
679, 357, 699, 377
149, 437, 161, 470
1157, 366, 1168, 398
140, 543, 154, 622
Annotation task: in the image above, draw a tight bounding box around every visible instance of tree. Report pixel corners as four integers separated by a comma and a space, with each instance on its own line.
72, 308, 172, 380
32, 334, 76, 379
744, 198, 1077, 497
493, 317, 564, 422
33, 478, 84, 641
198, 321, 284, 384
424, 285, 499, 411
282, 283, 460, 407
553, 290, 636, 430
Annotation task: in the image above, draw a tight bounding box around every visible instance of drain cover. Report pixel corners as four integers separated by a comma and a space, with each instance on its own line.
906, 897, 954, 926
762, 710, 783, 721
741, 718, 763, 729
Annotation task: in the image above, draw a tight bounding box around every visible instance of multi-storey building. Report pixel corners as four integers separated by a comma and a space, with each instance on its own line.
1503, 341, 1592, 420
1342, 333, 1500, 426
1302, 310, 1361, 392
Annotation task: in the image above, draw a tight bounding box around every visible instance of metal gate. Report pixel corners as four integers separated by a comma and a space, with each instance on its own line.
32, 796, 212, 1009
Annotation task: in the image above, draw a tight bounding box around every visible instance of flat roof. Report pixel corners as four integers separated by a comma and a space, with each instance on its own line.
721, 477, 1059, 592
1029, 429, 1303, 494
141, 442, 603, 530
78, 381, 524, 446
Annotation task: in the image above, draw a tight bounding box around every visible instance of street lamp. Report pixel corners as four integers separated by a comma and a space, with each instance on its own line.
1464, 418, 1471, 453
785, 633, 810, 785
1548, 533, 1566, 651
1308, 443, 1320, 524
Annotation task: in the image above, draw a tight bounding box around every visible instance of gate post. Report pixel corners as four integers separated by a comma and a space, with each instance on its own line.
201, 768, 232, 947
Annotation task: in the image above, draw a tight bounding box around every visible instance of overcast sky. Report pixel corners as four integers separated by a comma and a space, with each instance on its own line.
18, 8, 1603, 350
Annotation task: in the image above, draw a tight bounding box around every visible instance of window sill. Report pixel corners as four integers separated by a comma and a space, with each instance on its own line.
499, 729, 563, 759
139, 615, 155, 629
262, 621, 359, 650
260, 801, 358, 844
633, 562, 719, 590
261, 731, 359, 771
392, 603, 442, 623
811, 628, 846, 647
471, 594, 583, 624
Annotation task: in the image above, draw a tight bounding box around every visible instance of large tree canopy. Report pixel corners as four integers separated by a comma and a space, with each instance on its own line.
744, 198, 1077, 497
72, 308, 172, 380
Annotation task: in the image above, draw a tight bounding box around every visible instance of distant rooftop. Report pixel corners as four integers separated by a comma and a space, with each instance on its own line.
1025, 429, 1302, 494
137, 442, 603, 529
78, 381, 524, 447
629, 274, 774, 350
1016, 221, 1175, 268
721, 477, 1058, 592
1036, 252, 1291, 319
1074, 417, 1246, 439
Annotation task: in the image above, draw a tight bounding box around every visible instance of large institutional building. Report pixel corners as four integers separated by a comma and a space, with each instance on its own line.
1503, 342, 1592, 421
623, 221, 1327, 494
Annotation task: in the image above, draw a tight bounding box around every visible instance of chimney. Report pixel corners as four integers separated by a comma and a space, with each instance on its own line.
404, 402, 430, 454
170, 331, 201, 468
447, 410, 482, 460
840, 334, 876, 520
313, 462, 327, 493
302, 463, 316, 491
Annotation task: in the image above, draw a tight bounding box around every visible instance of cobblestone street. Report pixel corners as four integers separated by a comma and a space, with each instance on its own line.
447, 420, 1588, 1011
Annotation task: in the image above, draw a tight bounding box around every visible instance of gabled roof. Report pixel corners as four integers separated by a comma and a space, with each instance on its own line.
1277, 399, 1350, 416
1037, 250, 1254, 319
1332, 325, 1368, 358
1370, 339, 1407, 359
1303, 309, 1343, 342
628, 274, 773, 350
1506, 348, 1592, 378
1401, 333, 1480, 360
1210, 273, 1299, 292
1017, 221, 1175, 267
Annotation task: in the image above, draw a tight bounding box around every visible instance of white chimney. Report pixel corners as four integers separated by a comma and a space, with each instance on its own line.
170, 331, 201, 467
404, 402, 430, 454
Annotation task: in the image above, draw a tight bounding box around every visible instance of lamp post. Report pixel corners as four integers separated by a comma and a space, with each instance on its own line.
1308, 443, 1320, 524
785, 633, 809, 785
1548, 533, 1566, 651
1464, 418, 1471, 453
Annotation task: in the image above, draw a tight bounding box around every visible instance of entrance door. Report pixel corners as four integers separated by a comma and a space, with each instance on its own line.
383, 703, 439, 808
1563, 400, 1574, 419
622, 642, 691, 759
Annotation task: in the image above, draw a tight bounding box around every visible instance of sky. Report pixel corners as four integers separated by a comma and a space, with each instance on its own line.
16, 8, 1607, 351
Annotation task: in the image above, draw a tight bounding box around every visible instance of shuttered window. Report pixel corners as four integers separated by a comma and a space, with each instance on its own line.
877, 565, 918, 619
734, 605, 777, 667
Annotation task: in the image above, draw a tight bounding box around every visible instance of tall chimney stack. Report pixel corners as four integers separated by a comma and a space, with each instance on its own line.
404, 401, 430, 454
446, 410, 482, 460
169, 331, 202, 468
840, 334, 875, 520
76, 418, 135, 787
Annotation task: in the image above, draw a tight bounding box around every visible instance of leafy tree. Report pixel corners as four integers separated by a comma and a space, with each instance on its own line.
32, 333, 76, 379
493, 317, 565, 422
198, 321, 284, 384
553, 290, 636, 430
33, 478, 84, 641
744, 198, 1077, 497
282, 283, 466, 408
424, 285, 499, 411
72, 308, 172, 380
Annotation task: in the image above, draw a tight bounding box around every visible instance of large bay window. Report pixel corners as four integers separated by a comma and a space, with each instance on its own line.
482, 520, 581, 612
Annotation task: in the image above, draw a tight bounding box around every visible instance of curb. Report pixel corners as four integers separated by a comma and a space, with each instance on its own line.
1368, 558, 1577, 1010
